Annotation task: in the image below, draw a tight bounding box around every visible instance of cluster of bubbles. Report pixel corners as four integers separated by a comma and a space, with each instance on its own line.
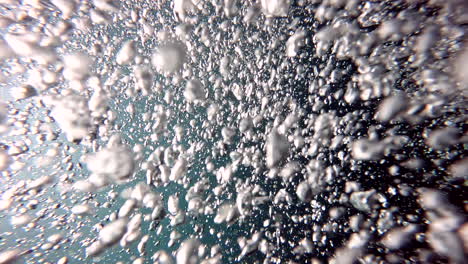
0, 0, 467, 263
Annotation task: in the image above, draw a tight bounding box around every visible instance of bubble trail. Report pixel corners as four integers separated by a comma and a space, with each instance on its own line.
0, 0, 466, 264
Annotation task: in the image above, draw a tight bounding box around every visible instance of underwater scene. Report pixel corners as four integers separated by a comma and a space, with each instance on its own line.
0, 0, 467, 263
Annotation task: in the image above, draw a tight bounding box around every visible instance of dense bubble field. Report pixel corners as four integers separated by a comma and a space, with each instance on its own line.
0, 0, 467, 263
